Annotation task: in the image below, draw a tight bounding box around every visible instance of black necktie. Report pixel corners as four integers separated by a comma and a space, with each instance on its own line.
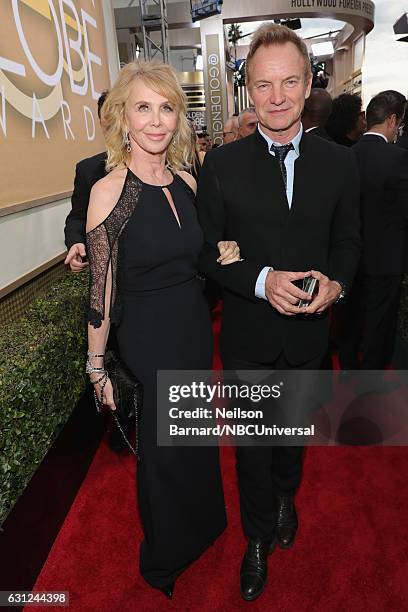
270, 142, 294, 190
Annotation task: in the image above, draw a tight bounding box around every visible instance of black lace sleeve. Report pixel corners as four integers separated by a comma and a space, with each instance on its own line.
86, 171, 142, 328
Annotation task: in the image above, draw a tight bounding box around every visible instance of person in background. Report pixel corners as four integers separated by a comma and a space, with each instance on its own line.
64, 91, 109, 272
238, 107, 258, 138
326, 93, 366, 147
187, 121, 203, 182
197, 131, 211, 152
339, 90, 408, 373
223, 115, 239, 144
86, 60, 240, 599
397, 114, 408, 150
302, 88, 333, 141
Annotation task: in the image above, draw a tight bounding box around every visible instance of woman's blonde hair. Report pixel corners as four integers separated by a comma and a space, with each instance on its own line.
101, 61, 193, 172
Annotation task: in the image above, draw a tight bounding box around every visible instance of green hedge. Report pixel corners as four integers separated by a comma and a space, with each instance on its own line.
0, 271, 89, 524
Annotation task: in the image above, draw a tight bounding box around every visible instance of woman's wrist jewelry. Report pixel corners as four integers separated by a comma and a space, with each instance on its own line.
90, 371, 108, 385
87, 351, 105, 358
86, 363, 106, 374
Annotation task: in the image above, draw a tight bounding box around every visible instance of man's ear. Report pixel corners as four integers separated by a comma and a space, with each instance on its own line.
389, 113, 397, 128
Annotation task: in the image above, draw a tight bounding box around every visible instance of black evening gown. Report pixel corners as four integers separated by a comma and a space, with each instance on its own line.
87, 168, 226, 590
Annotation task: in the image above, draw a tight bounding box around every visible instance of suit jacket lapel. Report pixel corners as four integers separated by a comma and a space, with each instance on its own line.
291, 132, 315, 217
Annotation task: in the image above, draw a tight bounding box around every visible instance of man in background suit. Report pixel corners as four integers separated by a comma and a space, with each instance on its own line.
64, 92, 108, 271
339, 90, 408, 371
197, 24, 361, 602
302, 88, 333, 141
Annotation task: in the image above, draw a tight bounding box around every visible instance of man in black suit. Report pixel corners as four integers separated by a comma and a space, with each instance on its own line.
64, 92, 108, 271
302, 88, 333, 141
339, 90, 408, 371
196, 24, 361, 601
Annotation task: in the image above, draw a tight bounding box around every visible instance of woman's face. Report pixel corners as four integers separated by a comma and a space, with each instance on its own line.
124, 79, 178, 155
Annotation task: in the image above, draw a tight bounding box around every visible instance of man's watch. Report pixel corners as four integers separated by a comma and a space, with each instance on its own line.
333, 280, 347, 304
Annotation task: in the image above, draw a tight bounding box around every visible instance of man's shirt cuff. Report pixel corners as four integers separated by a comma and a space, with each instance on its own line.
255, 266, 273, 300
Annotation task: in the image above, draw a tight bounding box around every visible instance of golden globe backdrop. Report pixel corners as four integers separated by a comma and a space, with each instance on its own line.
0, 0, 111, 209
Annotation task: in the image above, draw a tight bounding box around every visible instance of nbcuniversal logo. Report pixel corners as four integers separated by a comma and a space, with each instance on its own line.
0, 0, 109, 141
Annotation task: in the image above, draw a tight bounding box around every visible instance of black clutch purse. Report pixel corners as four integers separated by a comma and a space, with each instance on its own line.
93, 350, 143, 459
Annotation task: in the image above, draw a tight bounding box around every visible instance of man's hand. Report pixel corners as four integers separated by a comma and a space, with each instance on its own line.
64, 243, 88, 272
265, 270, 313, 315
217, 240, 241, 265
303, 270, 342, 314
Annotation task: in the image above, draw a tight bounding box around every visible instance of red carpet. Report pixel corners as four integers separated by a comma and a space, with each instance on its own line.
28, 306, 408, 611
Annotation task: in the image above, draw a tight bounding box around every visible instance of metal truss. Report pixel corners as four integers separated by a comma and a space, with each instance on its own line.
139, 0, 170, 63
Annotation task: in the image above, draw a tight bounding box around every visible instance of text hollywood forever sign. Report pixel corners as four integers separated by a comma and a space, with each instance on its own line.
289, 0, 374, 19
0, 0, 111, 209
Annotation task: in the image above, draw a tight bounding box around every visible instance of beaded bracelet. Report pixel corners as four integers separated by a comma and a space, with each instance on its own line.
90, 371, 108, 386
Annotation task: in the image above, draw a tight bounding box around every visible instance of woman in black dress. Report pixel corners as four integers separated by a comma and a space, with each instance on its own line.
85, 62, 240, 598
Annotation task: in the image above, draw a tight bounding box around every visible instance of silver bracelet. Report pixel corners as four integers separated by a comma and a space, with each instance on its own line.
87, 350, 105, 358
86, 363, 106, 374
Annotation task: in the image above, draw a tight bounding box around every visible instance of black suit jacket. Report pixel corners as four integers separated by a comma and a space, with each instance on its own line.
307, 126, 333, 142
396, 135, 408, 151
64, 151, 107, 249
196, 129, 361, 364
352, 134, 408, 275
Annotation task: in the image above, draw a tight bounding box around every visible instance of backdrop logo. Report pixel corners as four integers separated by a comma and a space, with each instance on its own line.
0, 0, 108, 141
205, 34, 224, 146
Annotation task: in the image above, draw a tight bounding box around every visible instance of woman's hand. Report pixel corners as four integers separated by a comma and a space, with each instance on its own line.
90, 375, 117, 411
217, 240, 241, 265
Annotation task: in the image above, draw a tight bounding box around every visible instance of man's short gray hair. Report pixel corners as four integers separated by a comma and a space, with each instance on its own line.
238, 107, 257, 126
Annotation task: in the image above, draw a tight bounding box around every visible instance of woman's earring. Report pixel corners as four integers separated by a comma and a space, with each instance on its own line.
124, 132, 131, 153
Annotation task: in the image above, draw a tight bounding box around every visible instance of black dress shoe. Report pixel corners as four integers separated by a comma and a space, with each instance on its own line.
276, 495, 298, 549
240, 537, 276, 602
159, 582, 175, 599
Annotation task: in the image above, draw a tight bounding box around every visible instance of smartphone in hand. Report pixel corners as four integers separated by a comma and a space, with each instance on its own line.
292, 277, 319, 308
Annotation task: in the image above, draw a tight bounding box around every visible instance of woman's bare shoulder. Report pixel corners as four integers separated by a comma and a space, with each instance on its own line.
176, 170, 197, 194
87, 167, 128, 232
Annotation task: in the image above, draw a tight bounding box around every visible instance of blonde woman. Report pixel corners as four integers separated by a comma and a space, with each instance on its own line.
85, 62, 239, 598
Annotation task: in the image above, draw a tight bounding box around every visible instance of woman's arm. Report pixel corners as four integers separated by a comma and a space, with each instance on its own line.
177, 170, 241, 265
86, 176, 124, 411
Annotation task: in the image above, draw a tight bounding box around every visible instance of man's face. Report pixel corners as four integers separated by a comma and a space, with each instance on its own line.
197, 136, 207, 152
249, 42, 312, 140
223, 118, 239, 144
238, 113, 258, 138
